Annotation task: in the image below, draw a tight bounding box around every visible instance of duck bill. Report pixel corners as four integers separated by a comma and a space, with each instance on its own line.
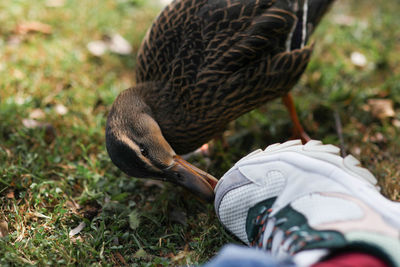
164, 155, 218, 202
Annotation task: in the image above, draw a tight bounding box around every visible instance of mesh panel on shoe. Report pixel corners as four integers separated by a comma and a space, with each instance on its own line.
218, 170, 286, 243
291, 194, 363, 227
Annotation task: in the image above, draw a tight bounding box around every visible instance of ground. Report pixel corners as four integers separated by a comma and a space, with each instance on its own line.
1, 0, 399, 265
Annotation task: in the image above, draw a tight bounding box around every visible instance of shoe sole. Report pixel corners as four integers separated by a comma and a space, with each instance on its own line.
218, 139, 400, 228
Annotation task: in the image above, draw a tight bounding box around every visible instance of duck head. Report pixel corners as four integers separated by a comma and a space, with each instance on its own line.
105, 87, 218, 202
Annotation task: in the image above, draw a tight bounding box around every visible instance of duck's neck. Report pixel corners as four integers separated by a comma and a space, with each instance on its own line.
133, 82, 224, 154
134, 82, 182, 122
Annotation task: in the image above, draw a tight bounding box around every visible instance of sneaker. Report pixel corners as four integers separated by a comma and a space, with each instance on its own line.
215, 140, 400, 266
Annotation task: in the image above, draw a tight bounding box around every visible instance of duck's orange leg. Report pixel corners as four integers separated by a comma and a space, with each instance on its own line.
282, 93, 311, 144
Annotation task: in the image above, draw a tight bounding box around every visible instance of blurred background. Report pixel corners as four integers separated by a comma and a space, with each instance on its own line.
1, 0, 399, 265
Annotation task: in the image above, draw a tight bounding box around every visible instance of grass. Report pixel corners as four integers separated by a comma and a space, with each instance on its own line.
1, 0, 400, 265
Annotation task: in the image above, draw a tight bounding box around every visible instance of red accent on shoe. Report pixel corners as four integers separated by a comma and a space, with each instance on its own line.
312, 252, 389, 267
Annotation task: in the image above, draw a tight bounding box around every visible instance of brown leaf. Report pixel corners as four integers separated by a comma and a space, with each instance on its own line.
6, 191, 15, 199
114, 252, 127, 265
368, 99, 395, 119
0, 221, 8, 238
66, 199, 81, 211
81, 202, 101, 220
69, 221, 86, 237
15, 21, 52, 35
70, 235, 84, 243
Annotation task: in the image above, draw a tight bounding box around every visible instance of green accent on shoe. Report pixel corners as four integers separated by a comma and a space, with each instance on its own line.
246, 200, 347, 254
246, 197, 277, 244
274, 205, 347, 253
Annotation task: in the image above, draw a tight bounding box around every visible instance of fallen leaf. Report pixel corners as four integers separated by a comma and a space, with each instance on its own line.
66, 200, 81, 210
69, 221, 86, 237
393, 119, 400, 128
82, 202, 102, 220
351, 146, 361, 156
87, 40, 108, 56
172, 250, 190, 262
370, 132, 386, 143
87, 33, 132, 57
45, 0, 65, 7
15, 96, 27, 105
32, 212, 51, 219
0, 221, 8, 238
106, 33, 132, 55
6, 191, 15, 199
70, 235, 84, 243
7, 35, 22, 47
128, 210, 141, 230
29, 109, 45, 119
333, 14, 356, 26
13, 69, 25, 80
0, 145, 12, 158
55, 104, 68, 115
114, 252, 127, 265
15, 21, 52, 35
368, 99, 395, 119
22, 118, 41, 128
351, 51, 367, 67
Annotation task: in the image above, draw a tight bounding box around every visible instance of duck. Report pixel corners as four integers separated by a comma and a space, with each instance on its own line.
106, 0, 335, 202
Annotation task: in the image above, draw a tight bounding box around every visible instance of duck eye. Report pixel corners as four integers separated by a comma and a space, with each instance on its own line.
139, 145, 148, 157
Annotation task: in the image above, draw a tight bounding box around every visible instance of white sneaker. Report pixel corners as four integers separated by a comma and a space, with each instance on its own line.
215, 140, 400, 266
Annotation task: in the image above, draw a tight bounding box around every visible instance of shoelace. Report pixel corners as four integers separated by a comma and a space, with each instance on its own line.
249, 208, 326, 257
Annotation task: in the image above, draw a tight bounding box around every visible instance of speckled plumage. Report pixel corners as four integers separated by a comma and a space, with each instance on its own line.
133, 0, 334, 154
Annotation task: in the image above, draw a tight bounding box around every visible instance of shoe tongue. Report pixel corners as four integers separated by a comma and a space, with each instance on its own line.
290, 193, 364, 227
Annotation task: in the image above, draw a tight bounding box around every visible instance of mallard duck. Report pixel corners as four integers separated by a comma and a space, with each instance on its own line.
106, 0, 335, 202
